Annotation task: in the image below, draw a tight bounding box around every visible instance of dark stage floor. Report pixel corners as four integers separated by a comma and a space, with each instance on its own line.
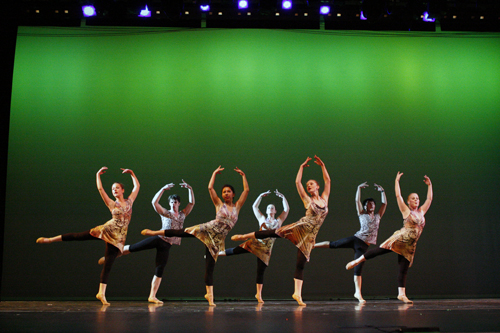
1, 299, 499, 332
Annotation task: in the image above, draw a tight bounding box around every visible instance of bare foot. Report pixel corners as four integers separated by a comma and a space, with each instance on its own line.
204, 294, 216, 307
36, 237, 50, 244
397, 295, 413, 304
354, 293, 366, 304
148, 297, 164, 304
292, 294, 306, 306
141, 229, 152, 236
230, 235, 248, 241
98, 257, 105, 265
96, 293, 110, 306
255, 294, 264, 304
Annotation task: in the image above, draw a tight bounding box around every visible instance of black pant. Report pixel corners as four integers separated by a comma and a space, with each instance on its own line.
129, 236, 172, 278
329, 236, 369, 276
162, 229, 216, 286
364, 247, 410, 287
225, 246, 268, 284
61, 230, 120, 284
254, 229, 308, 281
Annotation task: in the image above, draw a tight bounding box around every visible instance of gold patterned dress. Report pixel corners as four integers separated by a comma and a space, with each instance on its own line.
239, 217, 282, 266
185, 203, 238, 262
89, 199, 132, 253
276, 196, 328, 262
379, 210, 425, 266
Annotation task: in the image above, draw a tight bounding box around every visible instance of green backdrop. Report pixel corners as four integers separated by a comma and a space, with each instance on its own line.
3, 26, 500, 300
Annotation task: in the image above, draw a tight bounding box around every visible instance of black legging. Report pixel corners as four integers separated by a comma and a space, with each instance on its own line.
61, 230, 120, 284
128, 236, 172, 278
225, 247, 268, 284
363, 247, 410, 287
162, 229, 216, 286
254, 229, 308, 281
329, 236, 369, 276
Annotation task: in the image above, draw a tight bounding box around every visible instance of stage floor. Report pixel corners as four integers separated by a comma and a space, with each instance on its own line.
1, 299, 499, 332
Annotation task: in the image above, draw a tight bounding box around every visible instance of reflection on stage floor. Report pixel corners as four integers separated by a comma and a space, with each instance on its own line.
1, 298, 499, 332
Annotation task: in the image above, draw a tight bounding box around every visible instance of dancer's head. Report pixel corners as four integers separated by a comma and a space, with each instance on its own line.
306, 179, 320, 195
266, 204, 276, 217
407, 193, 420, 210
363, 198, 376, 213
169, 194, 181, 211
221, 184, 236, 203
112, 183, 125, 198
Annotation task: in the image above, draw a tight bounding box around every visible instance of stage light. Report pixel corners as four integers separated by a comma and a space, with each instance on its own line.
139, 5, 151, 17
200, 5, 210, 11
282, 0, 292, 10
82, 5, 96, 17
319, 6, 330, 15
422, 11, 435, 22
238, 0, 248, 9
360, 11, 367, 20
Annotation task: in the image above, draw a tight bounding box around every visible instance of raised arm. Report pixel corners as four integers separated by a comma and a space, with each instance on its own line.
96, 167, 114, 208
356, 182, 368, 215
395, 172, 410, 218
275, 189, 290, 223
252, 191, 270, 224
374, 183, 387, 217
180, 179, 195, 216
208, 166, 224, 207
234, 167, 249, 210
151, 183, 175, 216
314, 155, 331, 202
122, 168, 140, 203
419, 175, 433, 215
296, 157, 312, 201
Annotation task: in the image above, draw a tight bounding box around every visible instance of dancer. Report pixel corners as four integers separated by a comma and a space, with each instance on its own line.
231, 156, 330, 306
218, 189, 289, 303
346, 172, 433, 304
36, 167, 140, 305
314, 182, 387, 303
141, 166, 249, 306
97, 180, 194, 304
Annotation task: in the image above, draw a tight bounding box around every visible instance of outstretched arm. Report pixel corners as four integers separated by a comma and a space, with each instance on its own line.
122, 168, 140, 203
180, 179, 195, 216
374, 183, 387, 217
419, 176, 433, 215
275, 189, 290, 223
253, 191, 270, 225
235, 167, 249, 210
152, 183, 175, 216
356, 182, 368, 215
208, 166, 224, 208
296, 157, 312, 201
314, 155, 331, 202
96, 167, 114, 208
395, 172, 410, 218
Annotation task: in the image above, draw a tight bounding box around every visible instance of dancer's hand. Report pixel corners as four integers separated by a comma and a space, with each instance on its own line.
179, 179, 192, 189
275, 189, 284, 198
121, 168, 134, 175
358, 182, 369, 188
313, 155, 325, 167
301, 157, 312, 168
234, 167, 245, 177
374, 183, 384, 192
213, 165, 224, 174
423, 175, 432, 186
97, 166, 108, 175
396, 171, 404, 182
163, 183, 175, 190
260, 190, 271, 197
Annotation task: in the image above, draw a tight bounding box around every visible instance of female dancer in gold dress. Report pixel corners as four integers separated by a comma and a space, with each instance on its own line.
346, 172, 433, 304
231, 156, 330, 306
